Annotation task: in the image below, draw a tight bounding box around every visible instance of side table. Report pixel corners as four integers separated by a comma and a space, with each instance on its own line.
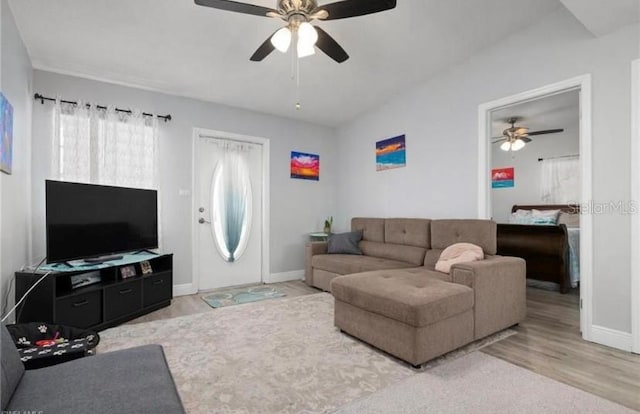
309, 232, 329, 242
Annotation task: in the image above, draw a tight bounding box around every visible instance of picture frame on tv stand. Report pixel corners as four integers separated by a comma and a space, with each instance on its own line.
120, 265, 137, 279
140, 260, 153, 275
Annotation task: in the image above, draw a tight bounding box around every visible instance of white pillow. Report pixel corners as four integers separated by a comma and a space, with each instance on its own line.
509, 209, 532, 224
435, 243, 484, 274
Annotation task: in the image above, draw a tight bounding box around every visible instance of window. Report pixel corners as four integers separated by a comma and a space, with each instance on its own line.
53, 102, 158, 190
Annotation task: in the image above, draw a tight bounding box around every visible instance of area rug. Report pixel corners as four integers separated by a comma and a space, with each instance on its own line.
333, 352, 636, 414
99, 293, 513, 414
201, 285, 285, 308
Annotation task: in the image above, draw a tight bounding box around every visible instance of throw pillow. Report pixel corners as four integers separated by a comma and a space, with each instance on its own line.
327, 231, 363, 255
435, 242, 484, 274
509, 209, 532, 224
531, 209, 561, 225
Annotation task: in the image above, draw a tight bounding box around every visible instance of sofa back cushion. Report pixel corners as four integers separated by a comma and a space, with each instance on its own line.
431, 219, 497, 255
359, 241, 426, 266
384, 218, 431, 248
351, 218, 385, 242
1, 325, 25, 410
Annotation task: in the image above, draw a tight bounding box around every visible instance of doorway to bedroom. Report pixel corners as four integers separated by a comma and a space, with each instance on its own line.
478, 76, 592, 342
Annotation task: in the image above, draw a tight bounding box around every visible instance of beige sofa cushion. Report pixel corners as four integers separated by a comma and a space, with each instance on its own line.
384, 218, 431, 248
431, 219, 497, 255
359, 241, 426, 266
311, 254, 415, 275
331, 269, 474, 327
351, 218, 385, 242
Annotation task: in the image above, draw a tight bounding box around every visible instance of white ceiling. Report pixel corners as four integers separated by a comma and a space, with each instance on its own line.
491, 89, 580, 138
559, 0, 640, 37
9, 0, 563, 127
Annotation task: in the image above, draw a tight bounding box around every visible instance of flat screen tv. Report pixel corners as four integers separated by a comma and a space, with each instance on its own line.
46, 180, 158, 263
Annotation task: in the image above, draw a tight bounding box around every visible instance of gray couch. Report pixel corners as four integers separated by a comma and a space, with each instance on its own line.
305, 218, 526, 366
1, 325, 184, 413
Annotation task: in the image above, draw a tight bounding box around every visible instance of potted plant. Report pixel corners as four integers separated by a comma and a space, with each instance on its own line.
323, 216, 333, 234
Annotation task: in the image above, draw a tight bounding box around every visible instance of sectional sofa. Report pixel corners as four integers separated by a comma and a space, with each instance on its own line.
305, 218, 526, 366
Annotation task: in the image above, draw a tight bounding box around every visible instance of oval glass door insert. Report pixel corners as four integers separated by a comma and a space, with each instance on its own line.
210, 149, 253, 262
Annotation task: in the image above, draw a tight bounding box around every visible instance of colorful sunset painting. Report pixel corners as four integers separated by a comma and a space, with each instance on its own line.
290, 151, 319, 181
0, 93, 13, 175
491, 167, 514, 188
376, 134, 406, 171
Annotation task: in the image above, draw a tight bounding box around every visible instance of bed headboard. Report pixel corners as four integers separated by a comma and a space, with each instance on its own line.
511, 204, 580, 214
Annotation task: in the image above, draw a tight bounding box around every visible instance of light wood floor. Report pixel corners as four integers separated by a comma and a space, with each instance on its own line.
483, 287, 640, 411
131, 281, 640, 411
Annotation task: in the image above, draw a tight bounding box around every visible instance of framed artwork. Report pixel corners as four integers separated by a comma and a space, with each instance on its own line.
376, 134, 406, 171
140, 260, 153, 275
290, 151, 319, 181
491, 167, 515, 188
0, 93, 14, 175
120, 265, 137, 279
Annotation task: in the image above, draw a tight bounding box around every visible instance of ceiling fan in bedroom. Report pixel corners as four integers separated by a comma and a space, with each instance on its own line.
194, 0, 397, 63
492, 117, 565, 152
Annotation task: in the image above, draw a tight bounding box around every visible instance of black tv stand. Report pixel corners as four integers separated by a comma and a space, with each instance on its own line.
15, 254, 173, 331
84, 255, 124, 264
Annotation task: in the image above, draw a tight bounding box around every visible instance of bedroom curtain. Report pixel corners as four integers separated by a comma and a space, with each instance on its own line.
52, 99, 162, 245
540, 156, 580, 203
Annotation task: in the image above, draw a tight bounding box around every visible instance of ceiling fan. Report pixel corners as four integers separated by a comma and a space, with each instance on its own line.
492, 117, 564, 152
194, 0, 397, 63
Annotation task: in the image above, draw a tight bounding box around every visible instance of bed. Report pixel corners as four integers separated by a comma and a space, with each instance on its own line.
496, 204, 580, 294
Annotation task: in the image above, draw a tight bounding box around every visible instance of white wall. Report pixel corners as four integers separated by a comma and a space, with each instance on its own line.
491, 124, 580, 223
31, 70, 338, 287
1, 0, 32, 317
336, 8, 639, 333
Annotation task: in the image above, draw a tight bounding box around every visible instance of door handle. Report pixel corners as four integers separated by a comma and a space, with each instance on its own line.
153, 279, 164, 286
198, 207, 211, 224
119, 288, 133, 295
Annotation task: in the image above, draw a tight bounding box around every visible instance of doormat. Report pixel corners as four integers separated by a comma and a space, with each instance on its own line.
201, 286, 286, 308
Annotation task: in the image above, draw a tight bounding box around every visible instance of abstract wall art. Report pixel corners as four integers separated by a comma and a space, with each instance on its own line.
491, 167, 515, 188
376, 134, 406, 171
290, 151, 319, 181
0, 93, 14, 175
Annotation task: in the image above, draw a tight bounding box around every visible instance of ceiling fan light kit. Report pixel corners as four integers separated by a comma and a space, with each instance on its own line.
493, 117, 565, 152
271, 27, 292, 52
194, 0, 397, 63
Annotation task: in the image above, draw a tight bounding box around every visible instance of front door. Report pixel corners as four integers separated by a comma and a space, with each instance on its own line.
196, 135, 263, 290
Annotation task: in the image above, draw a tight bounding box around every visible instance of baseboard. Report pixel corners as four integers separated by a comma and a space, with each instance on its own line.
265, 270, 304, 284
591, 325, 633, 352
173, 283, 197, 297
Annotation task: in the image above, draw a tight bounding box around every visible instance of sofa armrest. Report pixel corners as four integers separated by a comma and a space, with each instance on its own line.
305, 242, 328, 285
451, 256, 526, 339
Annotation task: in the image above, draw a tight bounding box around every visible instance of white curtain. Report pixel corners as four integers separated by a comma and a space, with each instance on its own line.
210, 143, 253, 263
540, 156, 580, 203
52, 99, 162, 245
52, 100, 159, 190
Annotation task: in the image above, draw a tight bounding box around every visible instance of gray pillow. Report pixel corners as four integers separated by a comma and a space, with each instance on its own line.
327, 231, 363, 255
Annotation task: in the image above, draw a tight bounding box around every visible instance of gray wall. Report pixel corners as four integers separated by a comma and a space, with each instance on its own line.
491, 123, 580, 223
0, 0, 33, 317
31, 70, 338, 287
336, 8, 639, 333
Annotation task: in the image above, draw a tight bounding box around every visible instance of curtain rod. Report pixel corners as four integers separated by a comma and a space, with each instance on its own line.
538, 154, 579, 162
33, 93, 172, 122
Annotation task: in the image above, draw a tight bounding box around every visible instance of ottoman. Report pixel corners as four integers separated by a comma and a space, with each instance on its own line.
331, 269, 475, 367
